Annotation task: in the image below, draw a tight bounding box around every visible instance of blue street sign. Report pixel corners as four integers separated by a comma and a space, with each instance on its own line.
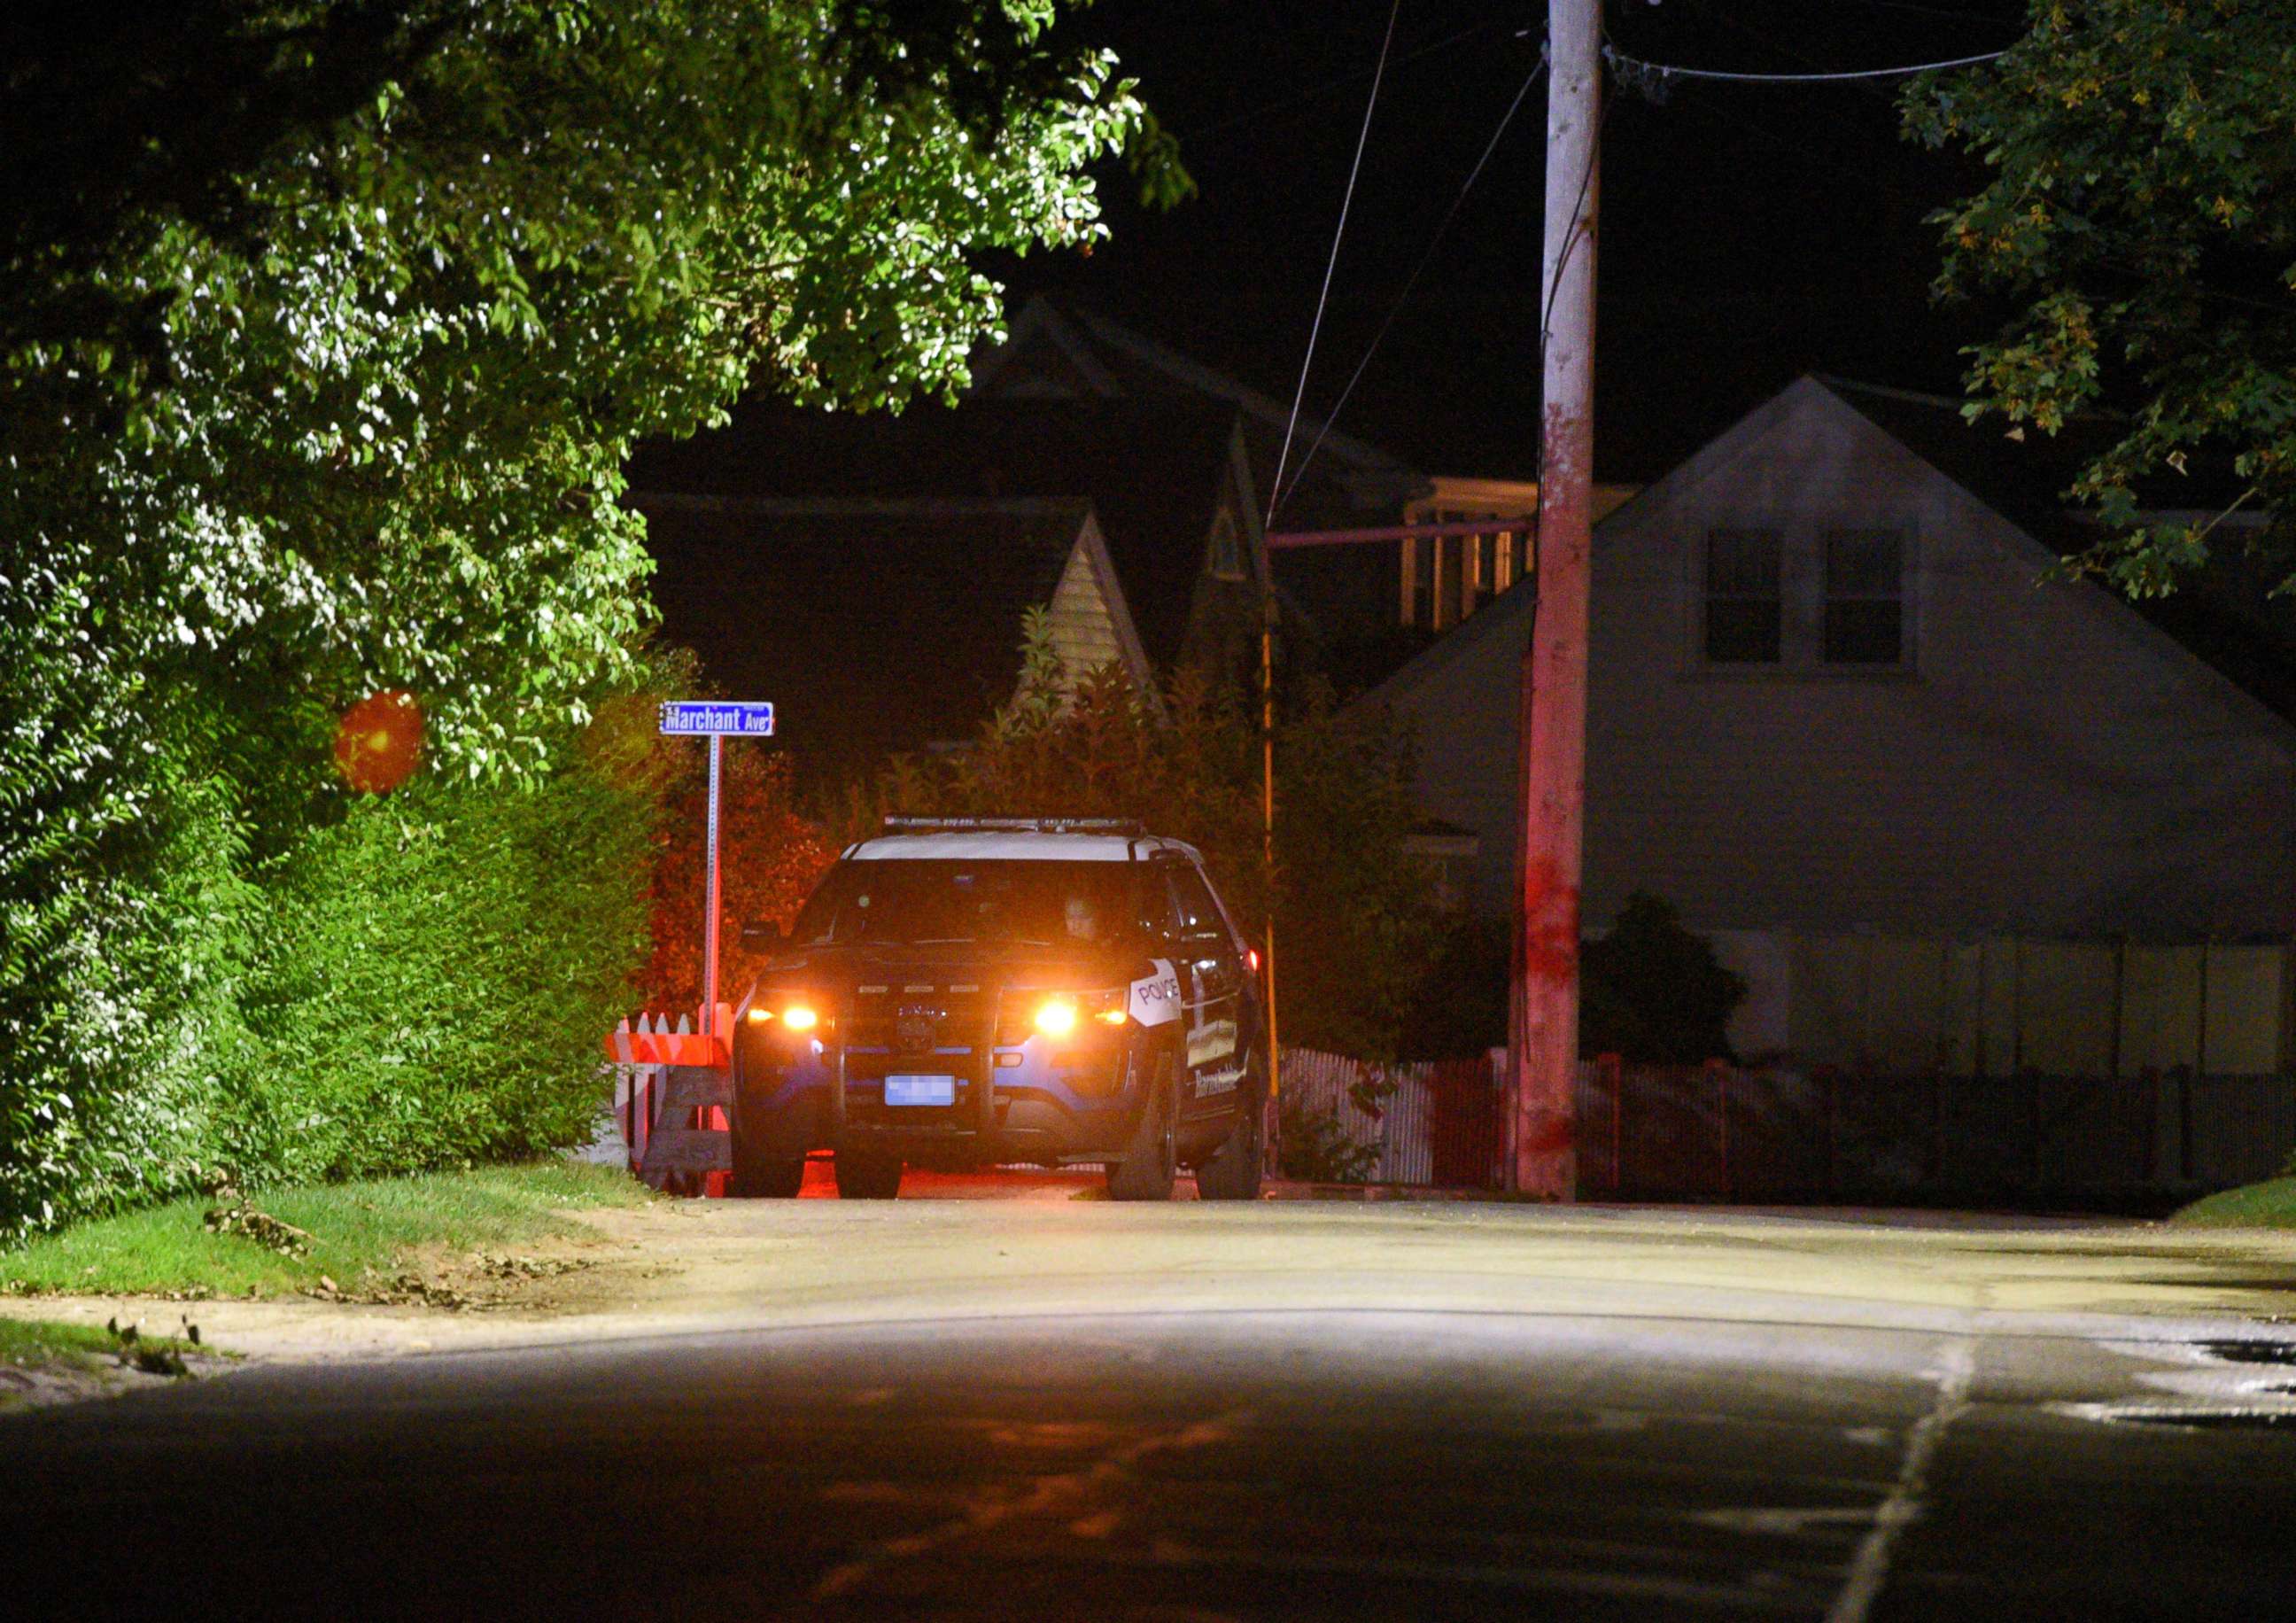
658, 701, 777, 738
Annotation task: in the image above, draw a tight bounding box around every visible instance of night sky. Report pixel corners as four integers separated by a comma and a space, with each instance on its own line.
995, 0, 2029, 493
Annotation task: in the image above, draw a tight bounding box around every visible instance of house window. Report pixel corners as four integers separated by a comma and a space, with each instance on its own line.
1823, 528, 1905, 664
1703, 528, 1783, 664
1208, 509, 1245, 579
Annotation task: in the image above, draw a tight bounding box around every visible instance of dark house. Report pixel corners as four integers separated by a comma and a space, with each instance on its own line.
628, 299, 1461, 749
635, 494, 1151, 788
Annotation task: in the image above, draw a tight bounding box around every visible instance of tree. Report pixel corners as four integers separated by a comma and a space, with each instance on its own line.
1904, 2, 2296, 594
1578, 895, 1745, 1066
860, 613, 1439, 1061
0, 1, 1163, 1234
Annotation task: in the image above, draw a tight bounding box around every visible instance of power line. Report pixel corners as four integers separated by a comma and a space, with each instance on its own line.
1184, 17, 1504, 141
1601, 43, 2008, 84
1276, 59, 1550, 516
1265, 0, 1404, 532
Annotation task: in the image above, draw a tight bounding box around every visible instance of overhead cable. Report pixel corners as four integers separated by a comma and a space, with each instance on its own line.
1277, 58, 1550, 516
1264, 0, 1404, 532
1601, 43, 2007, 84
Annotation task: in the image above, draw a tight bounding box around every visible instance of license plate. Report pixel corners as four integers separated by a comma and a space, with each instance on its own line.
883, 1075, 956, 1107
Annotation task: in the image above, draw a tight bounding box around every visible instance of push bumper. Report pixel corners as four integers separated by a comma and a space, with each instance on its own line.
742, 1038, 1147, 1169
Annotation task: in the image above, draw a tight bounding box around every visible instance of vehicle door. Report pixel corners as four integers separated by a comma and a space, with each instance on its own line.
1161, 859, 1247, 1115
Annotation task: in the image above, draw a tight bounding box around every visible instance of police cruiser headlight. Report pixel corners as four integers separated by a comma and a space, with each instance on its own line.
1033, 991, 1129, 1038
747, 1002, 819, 1032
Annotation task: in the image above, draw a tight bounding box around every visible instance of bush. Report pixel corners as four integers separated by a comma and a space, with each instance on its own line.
1579, 894, 1746, 1064
1398, 896, 1748, 1066
1276, 1096, 1381, 1184
225, 742, 656, 1184
0, 694, 663, 1239
0, 765, 258, 1236
640, 739, 834, 1015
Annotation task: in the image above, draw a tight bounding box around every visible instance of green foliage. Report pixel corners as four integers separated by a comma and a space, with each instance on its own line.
0, 4, 1153, 1235
2170, 1173, 2296, 1229
0, 1161, 648, 1299
1276, 1096, 1381, 1184
226, 753, 655, 1183
1398, 897, 1746, 1065
862, 612, 1439, 1060
1578, 895, 1747, 1065
0, 706, 657, 1238
1904, 2, 2296, 592
1400, 917, 1511, 1061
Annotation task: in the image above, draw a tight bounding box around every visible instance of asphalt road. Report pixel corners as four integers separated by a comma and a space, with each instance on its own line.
8, 1186, 2296, 1620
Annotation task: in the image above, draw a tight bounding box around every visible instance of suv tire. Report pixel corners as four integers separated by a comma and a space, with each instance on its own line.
1193, 1059, 1265, 1201
834, 1148, 904, 1200
729, 1104, 805, 1198
1107, 1052, 1177, 1202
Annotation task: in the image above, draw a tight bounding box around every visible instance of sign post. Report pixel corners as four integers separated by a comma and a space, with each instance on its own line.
658, 701, 777, 1037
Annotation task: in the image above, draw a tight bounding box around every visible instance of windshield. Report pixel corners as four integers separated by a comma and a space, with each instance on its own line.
790, 859, 1157, 949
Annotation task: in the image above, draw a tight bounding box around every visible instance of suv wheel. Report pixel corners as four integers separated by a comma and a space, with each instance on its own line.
728, 1106, 805, 1198
833, 1148, 904, 1200
1107, 1055, 1177, 1202
1193, 1065, 1265, 1202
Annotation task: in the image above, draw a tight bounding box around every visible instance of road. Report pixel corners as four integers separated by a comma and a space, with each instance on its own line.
7, 1180, 2296, 1619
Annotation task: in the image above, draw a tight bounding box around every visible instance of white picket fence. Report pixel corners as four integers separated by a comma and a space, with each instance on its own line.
1278, 1049, 1508, 1185
606, 1010, 689, 1175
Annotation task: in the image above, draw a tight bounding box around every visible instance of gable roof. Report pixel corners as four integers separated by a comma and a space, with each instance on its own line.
1361, 374, 2296, 742
1817, 376, 2296, 721
979, 298, 1426, 521
632, 495, 1108, 782
630, 396, 1249, 672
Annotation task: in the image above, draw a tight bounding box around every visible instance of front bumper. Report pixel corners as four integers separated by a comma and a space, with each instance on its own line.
739, 1029, 1146, 1169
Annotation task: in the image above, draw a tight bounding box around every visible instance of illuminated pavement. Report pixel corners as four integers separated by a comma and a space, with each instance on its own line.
7, 1188, 2296, 1619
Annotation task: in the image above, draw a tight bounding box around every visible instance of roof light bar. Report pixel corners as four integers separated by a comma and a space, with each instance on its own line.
880, 815, 1146, 836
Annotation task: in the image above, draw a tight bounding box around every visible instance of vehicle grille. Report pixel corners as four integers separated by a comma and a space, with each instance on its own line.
841, 983, 997, 1057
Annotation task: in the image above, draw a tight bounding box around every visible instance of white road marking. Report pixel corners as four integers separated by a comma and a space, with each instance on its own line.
1825, 1335, 1975, 1623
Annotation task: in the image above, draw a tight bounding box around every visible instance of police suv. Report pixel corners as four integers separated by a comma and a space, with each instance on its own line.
729, 817, 1267, 1200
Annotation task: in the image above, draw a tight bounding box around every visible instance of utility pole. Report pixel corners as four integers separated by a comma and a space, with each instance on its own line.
1509, 0, 1601, 1198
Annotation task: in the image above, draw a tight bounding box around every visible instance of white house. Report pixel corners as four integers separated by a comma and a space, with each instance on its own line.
1364, 377, 2296, 1072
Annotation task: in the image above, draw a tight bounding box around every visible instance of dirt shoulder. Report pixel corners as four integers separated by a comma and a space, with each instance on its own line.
12, 1183, 2296, 1390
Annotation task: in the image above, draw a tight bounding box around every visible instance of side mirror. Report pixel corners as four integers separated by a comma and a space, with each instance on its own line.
741, 920, 786, 948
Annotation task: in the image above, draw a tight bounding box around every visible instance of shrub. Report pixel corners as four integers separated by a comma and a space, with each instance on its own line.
0, 764, 258, 1237
1579, 894, 1747, 1064
640, 742, 834, 1016
1276, 1096, 1381, 1184
226, 745, 655, 1184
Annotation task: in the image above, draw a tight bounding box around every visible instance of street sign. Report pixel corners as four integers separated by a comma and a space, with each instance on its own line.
659, 701, 775, 737
655, 700, 780, 1044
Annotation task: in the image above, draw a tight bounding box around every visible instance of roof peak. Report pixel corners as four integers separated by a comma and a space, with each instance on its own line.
992, 296, 1418, 481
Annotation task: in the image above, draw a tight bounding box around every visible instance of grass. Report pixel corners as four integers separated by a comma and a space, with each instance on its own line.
0, 1319, 207, 1409
2171, 1176, 2296, 1230
0, 1161, 652, 1299
0, 1318, 123, 1368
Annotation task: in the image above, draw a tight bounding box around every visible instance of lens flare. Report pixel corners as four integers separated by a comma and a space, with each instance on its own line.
781, 1005, 818, 1032
1034, 999, 1079, 1038
333, 690, 423, 794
